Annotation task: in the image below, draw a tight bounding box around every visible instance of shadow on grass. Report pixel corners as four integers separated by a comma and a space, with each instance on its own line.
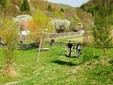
65, 54, 78, 58
52, 60, 83, 66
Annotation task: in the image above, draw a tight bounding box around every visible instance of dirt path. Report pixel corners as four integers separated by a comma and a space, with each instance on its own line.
69, 37, 84, 42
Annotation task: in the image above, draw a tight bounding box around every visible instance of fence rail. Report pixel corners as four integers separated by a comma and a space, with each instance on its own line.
20, 31, 83, 43
48, 31, 82, 39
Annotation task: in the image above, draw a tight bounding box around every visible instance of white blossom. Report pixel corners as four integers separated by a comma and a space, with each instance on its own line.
14, 14, 32, 22
51, 19, 70, 30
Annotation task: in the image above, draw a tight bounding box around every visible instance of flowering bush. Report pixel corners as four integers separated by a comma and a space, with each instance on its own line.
14, 14, 32, 22
14, 14, 37, 30
51, 19, 70, 32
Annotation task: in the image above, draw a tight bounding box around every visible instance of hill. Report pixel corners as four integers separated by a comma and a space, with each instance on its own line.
57, 3, 73, 8
0, 0, 93, 21
0, 0, 93, 32
81, 0, 113, 14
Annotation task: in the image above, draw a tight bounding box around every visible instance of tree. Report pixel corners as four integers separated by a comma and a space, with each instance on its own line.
51, 19, 70, 33
81, 0, 113, 16
20, 0, 30, 11
0, 0, 11, 17
93, 5, 113, 54
29, 8, 54, 64
47, 4, 52, 11
69, 18, 77, 31
52, 10, 65, 19
60, 8, 64, 12
30, 9, 54, 42
0, 18, 19, 76
73, 13, 81, 23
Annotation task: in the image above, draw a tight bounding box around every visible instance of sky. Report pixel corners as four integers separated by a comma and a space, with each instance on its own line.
47, 0, 89, 7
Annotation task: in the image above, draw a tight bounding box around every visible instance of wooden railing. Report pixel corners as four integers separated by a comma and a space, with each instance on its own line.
48, 31, 81, 39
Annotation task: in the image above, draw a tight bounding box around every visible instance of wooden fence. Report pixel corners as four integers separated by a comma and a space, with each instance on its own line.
21, 31, 82, 43
47, 31, 82, 39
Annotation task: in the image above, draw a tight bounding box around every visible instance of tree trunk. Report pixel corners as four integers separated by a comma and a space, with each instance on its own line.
103, 48, 107, 55
4, 63, 17, 77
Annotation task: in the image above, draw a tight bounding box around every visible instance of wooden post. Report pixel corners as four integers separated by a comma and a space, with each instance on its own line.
77, 23, 83, 30
36, 39, 42, 64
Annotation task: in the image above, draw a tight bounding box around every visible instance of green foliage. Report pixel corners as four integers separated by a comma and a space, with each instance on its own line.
108, 59, 113, 64
69, 18, 77, 31
73, 13, 81, 23
47, 4, 52, 11
93, 6, 113, 53
32, 8, 54, 32
82, 0, 113, 52
0, 19, 18, 59
0, 0, 11, 17
52, 10, 65, 19
0, 0, 6, 8
29, 8, 54, 43
75, 9, 94, 31
60, 8, 64, 12
0, 18, 19, 76
20, 0, 30, 11
0, 0, 10, 8
81, 0, 113, 16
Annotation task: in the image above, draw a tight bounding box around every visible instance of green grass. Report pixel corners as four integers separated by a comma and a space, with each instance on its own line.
0, 43, 113, 85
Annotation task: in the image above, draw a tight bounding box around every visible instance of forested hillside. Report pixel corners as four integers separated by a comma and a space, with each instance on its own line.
81, 0, 113, 15
0, 0, 93, 31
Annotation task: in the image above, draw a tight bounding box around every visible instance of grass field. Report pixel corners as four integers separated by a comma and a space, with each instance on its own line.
0, 38, 113, 85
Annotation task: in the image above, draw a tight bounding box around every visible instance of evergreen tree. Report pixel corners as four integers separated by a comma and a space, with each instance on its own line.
0, 0, 11, 17
20, 0, 30, 11
47, 4, 52, 11
60, 8, 64, 12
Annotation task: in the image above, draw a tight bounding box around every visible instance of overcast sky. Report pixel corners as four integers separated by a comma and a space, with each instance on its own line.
47, 0, 89, 7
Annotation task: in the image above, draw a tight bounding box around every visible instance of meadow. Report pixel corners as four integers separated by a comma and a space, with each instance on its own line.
0, 38, 113, 85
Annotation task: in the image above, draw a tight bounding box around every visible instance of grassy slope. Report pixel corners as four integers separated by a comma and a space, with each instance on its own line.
0, 39, 113, 85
